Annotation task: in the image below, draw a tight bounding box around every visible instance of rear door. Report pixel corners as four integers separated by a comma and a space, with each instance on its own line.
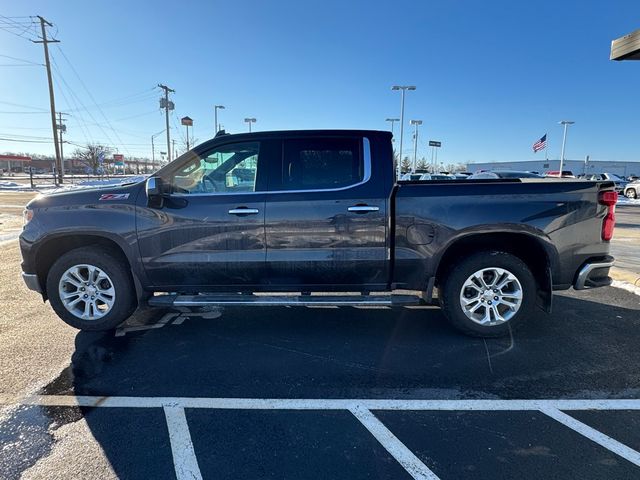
263, 135, 388, 289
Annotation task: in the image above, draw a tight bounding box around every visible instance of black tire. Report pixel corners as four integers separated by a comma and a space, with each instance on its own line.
625, 188, 637, 199
439, 251, 537, 337
46, 246, 136, 331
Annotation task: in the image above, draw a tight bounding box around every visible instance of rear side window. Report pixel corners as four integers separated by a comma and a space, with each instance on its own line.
281, 138, 362, 190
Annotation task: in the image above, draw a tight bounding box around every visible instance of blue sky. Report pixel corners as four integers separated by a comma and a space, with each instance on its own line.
1, 0, 639, 164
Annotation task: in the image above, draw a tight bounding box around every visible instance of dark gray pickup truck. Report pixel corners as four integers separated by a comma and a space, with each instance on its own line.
20, 130, 618, 336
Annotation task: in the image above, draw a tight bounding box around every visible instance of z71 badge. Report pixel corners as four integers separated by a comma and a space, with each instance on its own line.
99, 193, 130, 201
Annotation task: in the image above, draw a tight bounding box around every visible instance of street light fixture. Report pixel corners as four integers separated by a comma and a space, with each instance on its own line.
409, 119, 422, 172
244, 117, 256, 132
214, 105, 225, 133
391, 85, 416, 179
558, 120, 575, 177
385, 118, 400, 141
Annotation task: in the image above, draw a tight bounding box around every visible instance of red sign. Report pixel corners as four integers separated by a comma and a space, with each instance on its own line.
181, 116, 193, 126
113, 154, 124, 161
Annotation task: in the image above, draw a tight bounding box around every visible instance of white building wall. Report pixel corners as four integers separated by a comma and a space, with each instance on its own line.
467, 160, 640, 177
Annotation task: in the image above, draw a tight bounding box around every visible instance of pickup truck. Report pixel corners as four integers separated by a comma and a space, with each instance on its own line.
19, 130, 618, 337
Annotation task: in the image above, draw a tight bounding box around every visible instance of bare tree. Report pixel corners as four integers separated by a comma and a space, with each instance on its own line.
73, 144, 112, 174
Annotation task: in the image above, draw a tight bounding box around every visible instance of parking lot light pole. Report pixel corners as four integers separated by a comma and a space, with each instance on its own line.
244, 117, 256, 132
214, 105, 225, 133
391, 86, 416, 179
559, 121, 575, 177
385, 118, 400, 142
409, 120, 422, 172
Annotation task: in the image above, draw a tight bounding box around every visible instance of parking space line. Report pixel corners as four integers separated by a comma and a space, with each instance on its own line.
350, 406, 440, 480
163, 406, 203, 480
4, 395, 640, 411
540, 407, 640, 467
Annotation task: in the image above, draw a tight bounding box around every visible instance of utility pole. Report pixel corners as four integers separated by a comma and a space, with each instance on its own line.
172, 139, 176, 159
33, 16, 62, 184
158, 84, 175, 162
57, 112, 69, 177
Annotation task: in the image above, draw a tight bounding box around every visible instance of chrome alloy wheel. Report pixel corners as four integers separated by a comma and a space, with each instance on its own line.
58, 264, 116, 320
459, 267, 523, 326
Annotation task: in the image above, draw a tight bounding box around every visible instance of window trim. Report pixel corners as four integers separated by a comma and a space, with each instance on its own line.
169, 137, 371, 197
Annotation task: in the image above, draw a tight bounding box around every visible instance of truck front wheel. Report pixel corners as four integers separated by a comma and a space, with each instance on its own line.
46, 247, 136, 331
439, 251, 536, 337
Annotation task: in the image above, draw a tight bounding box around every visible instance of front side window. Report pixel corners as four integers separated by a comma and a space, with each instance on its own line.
171, 142, 260, 194
281, 138, 362, 190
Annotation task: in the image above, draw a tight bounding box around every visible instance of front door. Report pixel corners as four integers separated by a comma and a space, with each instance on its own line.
137, 140, 272, 289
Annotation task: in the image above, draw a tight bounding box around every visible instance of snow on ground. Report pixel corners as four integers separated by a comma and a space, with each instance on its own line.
0, 176, 147, 193
618, 196, 640, 206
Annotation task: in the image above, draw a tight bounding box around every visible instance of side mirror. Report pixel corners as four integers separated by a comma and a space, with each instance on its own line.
146, 176, 162, 196
146, 176, 166, 208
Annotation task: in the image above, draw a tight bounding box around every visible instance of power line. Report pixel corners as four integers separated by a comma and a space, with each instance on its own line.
0, 54, 43, 65
0, 100, 48, 111
55, 45, 131, 156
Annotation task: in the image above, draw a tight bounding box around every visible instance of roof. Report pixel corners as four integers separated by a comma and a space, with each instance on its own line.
197, 129, 392, 151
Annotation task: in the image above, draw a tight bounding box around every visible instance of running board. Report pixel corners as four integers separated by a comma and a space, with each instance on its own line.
148, 293, 423, 308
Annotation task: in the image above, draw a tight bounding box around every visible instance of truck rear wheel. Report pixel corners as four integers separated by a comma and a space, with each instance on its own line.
46, 246, 136, 331
439, 251, 536, 337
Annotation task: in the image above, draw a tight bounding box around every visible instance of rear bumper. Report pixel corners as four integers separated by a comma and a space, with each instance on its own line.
22, 272, 42, 293
573, 256, 615, 290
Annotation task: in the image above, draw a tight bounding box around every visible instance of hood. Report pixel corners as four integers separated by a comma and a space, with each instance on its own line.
26, 179, 145, 209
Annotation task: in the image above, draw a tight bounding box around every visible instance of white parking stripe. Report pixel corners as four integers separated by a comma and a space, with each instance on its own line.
4, 395, 640, 411
540, 407, 640, 467
350, 406, 440, 480
163, 406, 203, 480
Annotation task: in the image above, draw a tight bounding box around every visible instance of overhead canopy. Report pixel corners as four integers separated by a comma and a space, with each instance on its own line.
611, 29, 640, 60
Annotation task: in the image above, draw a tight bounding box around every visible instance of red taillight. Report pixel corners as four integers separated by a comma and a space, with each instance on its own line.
599, 191, 618, 241
599, 191, 618, 206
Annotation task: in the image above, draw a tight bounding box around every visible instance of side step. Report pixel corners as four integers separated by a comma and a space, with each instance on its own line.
148, 293, 423, 308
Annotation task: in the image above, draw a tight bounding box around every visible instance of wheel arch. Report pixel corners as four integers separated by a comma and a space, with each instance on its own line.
34, 233, 143, 302
434, 231, 557, 313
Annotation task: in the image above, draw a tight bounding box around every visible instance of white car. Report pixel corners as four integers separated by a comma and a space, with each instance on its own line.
624, 180, 640, 199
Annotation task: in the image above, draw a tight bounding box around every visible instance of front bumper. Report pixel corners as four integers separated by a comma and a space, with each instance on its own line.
22, 272, 42, 293
574, 257, 615, 290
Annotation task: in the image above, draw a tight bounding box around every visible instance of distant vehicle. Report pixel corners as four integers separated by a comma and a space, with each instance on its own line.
624, 179, 640, 199
545, 170, 575, 178
419, 173, 455, 181
468, 170, 545, 179
400, 173, 423, 181
626, 175, 638, 182
581, 173, 627, 193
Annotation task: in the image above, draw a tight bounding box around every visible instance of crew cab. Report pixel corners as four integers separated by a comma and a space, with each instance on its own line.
20, 130, 618, 337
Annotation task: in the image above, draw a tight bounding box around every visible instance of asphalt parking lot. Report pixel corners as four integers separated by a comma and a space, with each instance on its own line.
1, 285, 640, 479
0, 193, 639, 479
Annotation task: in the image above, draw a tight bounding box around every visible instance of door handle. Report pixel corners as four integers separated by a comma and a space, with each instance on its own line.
347, 205, 380, 213
228, 208, 260, 215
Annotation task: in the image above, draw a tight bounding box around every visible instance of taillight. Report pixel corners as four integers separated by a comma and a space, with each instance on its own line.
598, 191, 618, 241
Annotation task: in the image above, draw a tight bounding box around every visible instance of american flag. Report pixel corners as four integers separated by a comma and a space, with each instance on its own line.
532, 134, 547, 153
